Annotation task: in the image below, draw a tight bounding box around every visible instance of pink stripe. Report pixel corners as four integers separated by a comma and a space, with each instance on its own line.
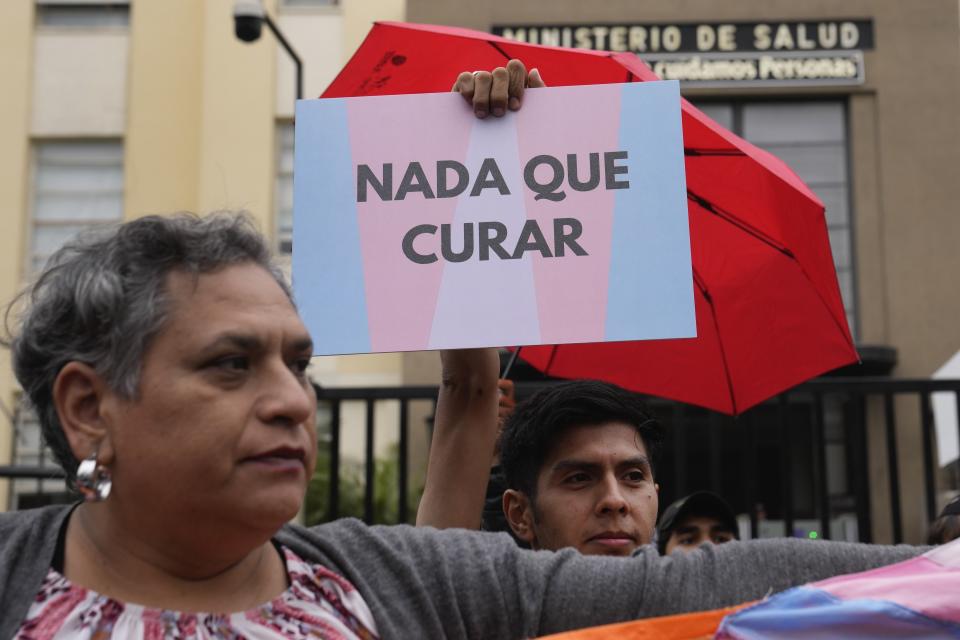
513, 84, 622, 344
20, 587, 87, 638
349, 93, 472, 352
925, 538, 960, 567
816, 555, 960, 624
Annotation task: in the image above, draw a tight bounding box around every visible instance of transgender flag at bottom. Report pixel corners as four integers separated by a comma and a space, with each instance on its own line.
717, 537, 960, 638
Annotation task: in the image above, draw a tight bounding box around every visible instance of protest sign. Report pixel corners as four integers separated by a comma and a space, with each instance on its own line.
293, 81, 694, 355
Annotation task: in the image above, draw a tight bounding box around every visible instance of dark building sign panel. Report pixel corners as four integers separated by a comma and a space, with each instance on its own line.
492, 20, 874, 54
645, 51, 864, 87
492, 20, 872, 86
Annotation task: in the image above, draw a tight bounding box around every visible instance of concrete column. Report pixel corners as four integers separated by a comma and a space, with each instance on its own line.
0, 1, 36, 511
125, 0, 205, 217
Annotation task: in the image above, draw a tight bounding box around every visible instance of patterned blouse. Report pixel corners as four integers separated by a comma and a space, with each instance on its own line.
15, 547, 380, 640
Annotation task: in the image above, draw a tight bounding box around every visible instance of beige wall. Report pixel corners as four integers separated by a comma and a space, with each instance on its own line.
196, 0, 275, 229
869, 2, 960, 379
276, 9, 342, 115
342, 0, 405, 65
124, 0, 204, 216
32, 31, 128, 136
0, 1, 35, 512
127, 0, 277, 226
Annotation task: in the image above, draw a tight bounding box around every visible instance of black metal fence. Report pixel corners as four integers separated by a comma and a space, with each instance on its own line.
309, 377, 960, 543
4, 378, 959, 544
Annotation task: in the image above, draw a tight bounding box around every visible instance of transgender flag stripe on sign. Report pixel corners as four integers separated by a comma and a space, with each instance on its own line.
717, 538, 960, 638
293, 82, 694, 355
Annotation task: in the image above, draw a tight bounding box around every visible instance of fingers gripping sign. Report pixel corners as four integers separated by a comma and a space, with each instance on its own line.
453, 59, 546, 119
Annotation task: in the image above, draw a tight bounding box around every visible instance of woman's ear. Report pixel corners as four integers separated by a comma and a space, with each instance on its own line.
503, 489, 537, 547
52, 361, 115, 464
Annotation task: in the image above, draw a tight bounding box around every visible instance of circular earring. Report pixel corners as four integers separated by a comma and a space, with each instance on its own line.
76, 451, 112, 502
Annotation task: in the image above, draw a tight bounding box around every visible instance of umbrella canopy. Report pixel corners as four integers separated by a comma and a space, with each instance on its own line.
322, 21, 858, 414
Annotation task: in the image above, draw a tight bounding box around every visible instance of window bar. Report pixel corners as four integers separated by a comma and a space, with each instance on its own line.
956, 390, 960, 491
708, 410, 722, 491
849, 392, 871, 543
673, 404, 687, 499
882, 393, 903, 544
364, 399, 375, 524
919, 391, 937, 523
327, 400, 341, 521
745, 411, 758, 539
778, 393, 794, 538
398, 398, 409, 524
814, 392, 831, 539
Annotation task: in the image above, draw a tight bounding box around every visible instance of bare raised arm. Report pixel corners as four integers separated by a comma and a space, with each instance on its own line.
416, 348, 501, 528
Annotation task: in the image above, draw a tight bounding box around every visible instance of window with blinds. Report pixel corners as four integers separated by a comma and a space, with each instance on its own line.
276, 122, 295, 255
35, 1, 130, 28
29, 140, 124, 273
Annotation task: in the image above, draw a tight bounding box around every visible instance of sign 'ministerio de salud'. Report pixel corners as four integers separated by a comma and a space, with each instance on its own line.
292, 82, 695, 355
492, 19, 873, 87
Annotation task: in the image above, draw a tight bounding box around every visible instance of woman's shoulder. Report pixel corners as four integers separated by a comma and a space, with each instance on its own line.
0, 503, 72, 537
0, 504, 71, 566
0, 504, 73, 636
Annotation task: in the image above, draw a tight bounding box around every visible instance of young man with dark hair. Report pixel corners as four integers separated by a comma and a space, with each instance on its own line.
497, 380, 662, 556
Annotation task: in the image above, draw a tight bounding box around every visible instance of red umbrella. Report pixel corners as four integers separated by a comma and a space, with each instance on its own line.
322, 21, 858, 414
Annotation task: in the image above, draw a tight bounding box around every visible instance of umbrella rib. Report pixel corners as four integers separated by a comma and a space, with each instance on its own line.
687, 190, 793, 257
694, 268, 738, 415
793, 263, 859, 356
487, 41, 511, 61
689, 191, 855, 354
685, 148, 746, 157
544, 344, 559, 373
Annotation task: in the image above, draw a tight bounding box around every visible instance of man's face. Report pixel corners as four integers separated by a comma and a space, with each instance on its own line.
507, 422, 659, 557
99, 263, 318, 534
664, 515, 736, 554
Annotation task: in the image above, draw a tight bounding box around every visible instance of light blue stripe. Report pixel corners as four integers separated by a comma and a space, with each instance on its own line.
292, 99, 370, 355
605, 80, 696, 341
719, 587, 960, 639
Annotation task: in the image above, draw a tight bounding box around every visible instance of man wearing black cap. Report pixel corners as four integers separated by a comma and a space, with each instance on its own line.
927, 495, 960, 545
657, 491, 739, 555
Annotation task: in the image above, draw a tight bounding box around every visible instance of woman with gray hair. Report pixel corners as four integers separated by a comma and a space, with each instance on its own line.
0, 66, 927, 639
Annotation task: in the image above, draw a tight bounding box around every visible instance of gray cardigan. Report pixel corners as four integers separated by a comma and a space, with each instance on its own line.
0, 505, 922, 639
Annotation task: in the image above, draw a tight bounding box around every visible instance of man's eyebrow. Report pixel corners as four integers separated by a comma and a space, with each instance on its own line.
618, 456, 652, 469
199, 333, 314, 354
290, 336, 314, 353
201, 333, 263, 352
550, 456, 652, 473
551, 459, 602, 474
674, 524, 700, 536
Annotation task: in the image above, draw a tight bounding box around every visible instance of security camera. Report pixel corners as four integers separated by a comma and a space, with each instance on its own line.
234, 0, 265, 43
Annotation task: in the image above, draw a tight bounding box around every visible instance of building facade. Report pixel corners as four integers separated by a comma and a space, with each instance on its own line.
0, 0, 408, 511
